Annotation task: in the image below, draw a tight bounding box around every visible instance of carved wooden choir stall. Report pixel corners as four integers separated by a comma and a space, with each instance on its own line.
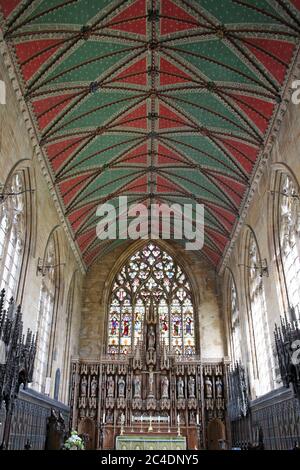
0, 289, 36, 449
70, 300, 228, 450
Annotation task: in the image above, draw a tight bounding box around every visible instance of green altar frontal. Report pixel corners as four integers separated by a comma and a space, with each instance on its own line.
116, 434, 187, 451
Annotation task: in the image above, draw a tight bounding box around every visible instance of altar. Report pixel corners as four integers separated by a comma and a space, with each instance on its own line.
116, 434, 187, 451
70, 245, 227, 450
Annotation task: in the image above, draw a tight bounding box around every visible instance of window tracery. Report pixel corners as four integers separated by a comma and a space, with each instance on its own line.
35, 235, 57, 394
279, 174, 300, 318
107, 243, 196, 355
247, 233, 273, 396
0, 172, 25, 303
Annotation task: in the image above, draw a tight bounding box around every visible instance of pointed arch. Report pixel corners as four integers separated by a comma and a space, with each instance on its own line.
269, 163, 300, 321
242, 226, 274, 398
0, 159, 36, 305
105, 241, 198, 356
34, 226, 61, 394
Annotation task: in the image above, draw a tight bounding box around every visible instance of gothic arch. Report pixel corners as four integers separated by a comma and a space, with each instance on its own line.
104, 241, 200, 356
224, 267, 241, 363
269, 163, 300, 318
0, 159, 36, 304
241, 226, 273, 397
35, 226, 62, 393
102, 240, 200, 312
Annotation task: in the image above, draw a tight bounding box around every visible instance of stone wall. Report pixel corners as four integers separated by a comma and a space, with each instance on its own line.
222, 94, 300, 397
0, 57, 83, 404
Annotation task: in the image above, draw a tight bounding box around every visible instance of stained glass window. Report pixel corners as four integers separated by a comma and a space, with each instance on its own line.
107, 243, 196, 355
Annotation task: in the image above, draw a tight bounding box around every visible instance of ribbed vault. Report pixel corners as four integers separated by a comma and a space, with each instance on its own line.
1, 0, 299, 267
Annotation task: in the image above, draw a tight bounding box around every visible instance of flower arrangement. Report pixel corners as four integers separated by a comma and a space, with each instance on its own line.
63, 430, 84, 450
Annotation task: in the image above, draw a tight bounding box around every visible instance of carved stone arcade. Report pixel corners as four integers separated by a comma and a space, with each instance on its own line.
70, 305, 228, 449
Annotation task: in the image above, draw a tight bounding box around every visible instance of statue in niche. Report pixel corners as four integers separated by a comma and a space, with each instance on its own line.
189, 411, 196, 425
134, 375, 142, 398
161, 376, 169, 399
215, 377, 223, 398
148, 371, 154, 397
107, 376, 115, 398
107, 411, 114, 424
177, 377, 184, 398
148, 298, 155, 323
148, 325, 156, 350
118, 376, 126, 398
91, 376, 97, 397
205, 376, 213, 398
81, 376, 87, 397
188, 376, 196, 398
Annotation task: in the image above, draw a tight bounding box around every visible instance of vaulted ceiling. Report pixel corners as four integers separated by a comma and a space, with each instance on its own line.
1, 0, 299, 268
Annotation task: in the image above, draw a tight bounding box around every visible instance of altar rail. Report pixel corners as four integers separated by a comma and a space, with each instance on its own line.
0, 388, 69, 450
230, 386, 300, 450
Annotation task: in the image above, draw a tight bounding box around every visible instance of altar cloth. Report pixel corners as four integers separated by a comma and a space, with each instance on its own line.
116, 434, 187, 450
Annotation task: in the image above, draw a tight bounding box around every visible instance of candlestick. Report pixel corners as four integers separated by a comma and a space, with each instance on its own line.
177, 414, 181, 437
148, 414, 153, 432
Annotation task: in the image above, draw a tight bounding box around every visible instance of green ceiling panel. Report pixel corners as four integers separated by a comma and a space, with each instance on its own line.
162, 94, 248, 133
77, 169, 139, 200
172, 40, 259, 84
63, 134, 142, 174
46, 41, 134, 84
55, 92, 140, 133
163, 134, 245, 176
167, 168, 233, 202
27, 0, 113, 26
195, 0, 282, 25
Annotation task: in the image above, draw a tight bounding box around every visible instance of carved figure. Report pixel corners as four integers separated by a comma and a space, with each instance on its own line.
148, 325, 156, 349
188, 376, 195, 398
205, 376, 213, 398
107, 376, 115, 397
118, 375, 126, 398
134, 375, 141, 398
177, 377, 184, 398
148, 371, 154, 397
81, 376, 87, 397
216, 376, 223, 398
161, 376, 169, 399
91, 376, 97, 397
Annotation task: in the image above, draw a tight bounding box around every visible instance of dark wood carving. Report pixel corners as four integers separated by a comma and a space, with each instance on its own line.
227, 362, 249, 420
45, 409, 66, 450
274, 316, 300, 402
0, 289, 37, 449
